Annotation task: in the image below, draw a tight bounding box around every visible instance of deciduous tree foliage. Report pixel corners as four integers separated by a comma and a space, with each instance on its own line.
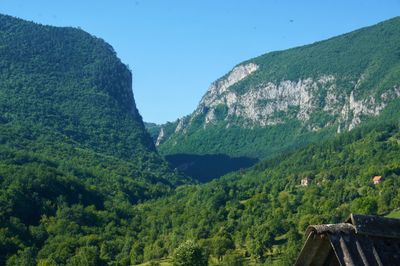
173, 240, 208, 266
0, 14, 188, 265
135, 121, 400, 265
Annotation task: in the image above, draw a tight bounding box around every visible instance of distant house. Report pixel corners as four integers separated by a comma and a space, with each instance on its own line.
373, 175, 383, 185
301, 177, 312, 187
295, 214, 400, 266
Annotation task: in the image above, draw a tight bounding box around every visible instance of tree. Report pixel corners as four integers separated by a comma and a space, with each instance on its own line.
130, 242, 144, 265
173, 240, 208, 266
211, 234, 235, 261
246, 225, 274, 263
66, 246, 102, 266
222, 250, 243, 266
37, 259, 57, 266
6, 247, 36, 266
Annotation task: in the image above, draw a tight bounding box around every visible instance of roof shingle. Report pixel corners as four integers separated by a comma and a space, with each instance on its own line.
295, 214, 400, 266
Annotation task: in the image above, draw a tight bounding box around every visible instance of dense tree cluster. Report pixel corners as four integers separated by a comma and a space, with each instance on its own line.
0, 14, 187, 265
135, 121, 400, 265
172, 240, 208, 266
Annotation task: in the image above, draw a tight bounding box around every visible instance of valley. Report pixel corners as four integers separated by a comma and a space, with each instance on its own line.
0, 13, 399, 266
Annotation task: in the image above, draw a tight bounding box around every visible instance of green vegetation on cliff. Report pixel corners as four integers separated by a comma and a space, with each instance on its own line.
236, 16, 400, 96
0, 14, 187, 265
159, 17, 400, 162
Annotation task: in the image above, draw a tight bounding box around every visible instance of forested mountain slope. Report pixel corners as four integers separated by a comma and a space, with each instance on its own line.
2, 13, 400, 266
0, 14, 188, 265
134, 110, 400, 265
158, 17, 400, 161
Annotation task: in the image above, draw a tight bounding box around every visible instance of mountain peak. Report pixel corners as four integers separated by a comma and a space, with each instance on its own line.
157, 16, 400, 159
0, 14, 155, 158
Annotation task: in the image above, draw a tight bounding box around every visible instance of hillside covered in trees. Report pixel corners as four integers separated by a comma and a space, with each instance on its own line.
0, 14, 189, 265
1, 13, 400, 266
134, 114, 400, 265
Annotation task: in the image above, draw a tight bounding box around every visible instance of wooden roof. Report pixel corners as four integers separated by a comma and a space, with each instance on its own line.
295, 214, 400, 266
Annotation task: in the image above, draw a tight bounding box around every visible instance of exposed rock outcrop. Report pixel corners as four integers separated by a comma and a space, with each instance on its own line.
157, 17, 400, 159
156, 127, 165, 146
184, 69, 399, 131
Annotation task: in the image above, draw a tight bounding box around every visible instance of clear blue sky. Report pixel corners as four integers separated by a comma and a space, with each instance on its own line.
0, 1, 399, 123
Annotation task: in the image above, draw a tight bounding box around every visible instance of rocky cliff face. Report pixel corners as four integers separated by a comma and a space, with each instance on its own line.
157, 17, 400, 158
191, 70, 400, 129
160, 63, 400, 142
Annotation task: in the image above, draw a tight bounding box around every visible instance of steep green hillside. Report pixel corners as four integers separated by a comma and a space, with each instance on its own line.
158, 17, 400, 161
133, 116, 400, 265
0, 14, 188, 265
144, 122, 162, 142
0, 14, 154, 160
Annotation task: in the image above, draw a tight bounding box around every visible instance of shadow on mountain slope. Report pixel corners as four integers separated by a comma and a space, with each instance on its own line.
165, 153, 259, 182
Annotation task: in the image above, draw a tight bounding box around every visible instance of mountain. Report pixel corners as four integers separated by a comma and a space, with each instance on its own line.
2, 13, 400, 266
157, 17, 400, 162
0, 14, 188, 265
133, 118, 400, 265
0, 14, 154, 160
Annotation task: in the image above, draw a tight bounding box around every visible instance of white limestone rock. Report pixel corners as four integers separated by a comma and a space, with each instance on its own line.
155, 127, 165, 146
171, 62, 400, 138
